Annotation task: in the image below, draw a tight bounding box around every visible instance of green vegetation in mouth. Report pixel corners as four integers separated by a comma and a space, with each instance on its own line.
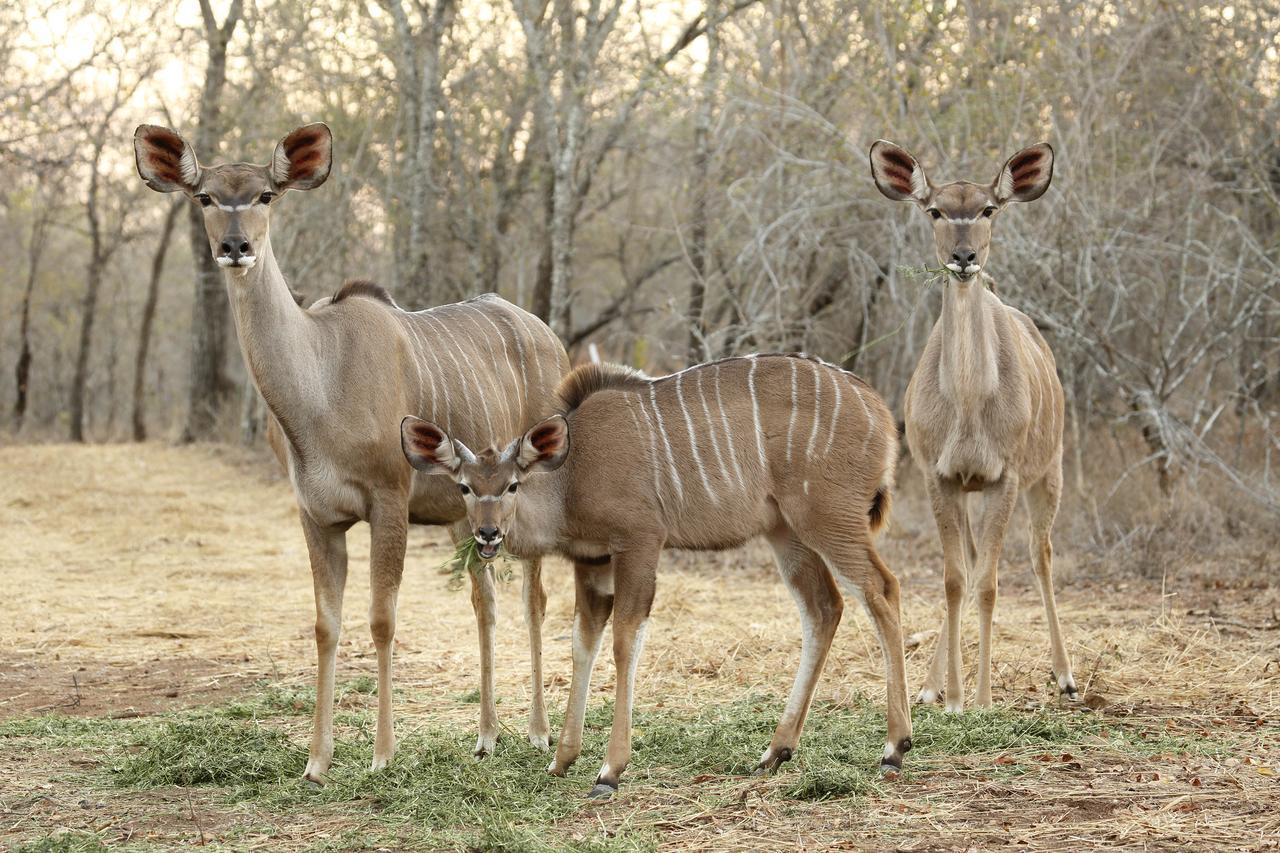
438, 534, 518, 590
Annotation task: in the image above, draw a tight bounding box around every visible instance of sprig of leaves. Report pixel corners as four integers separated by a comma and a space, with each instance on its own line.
437, 535, 516, 591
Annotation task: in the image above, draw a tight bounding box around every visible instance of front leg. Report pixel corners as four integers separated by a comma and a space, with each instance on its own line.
973, 474, 1019, 708
469, 561, 499, 756
591, 546, 659, 800
924, 475, 968, 713
299, 515, 349, 785
522, 557, 550, 750
368, 502, 409, 770
549, 561, 614, 777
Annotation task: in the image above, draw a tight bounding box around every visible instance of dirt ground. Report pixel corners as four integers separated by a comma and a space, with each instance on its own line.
1, 443, 1278, 850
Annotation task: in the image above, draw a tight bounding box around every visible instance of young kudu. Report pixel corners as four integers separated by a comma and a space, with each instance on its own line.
134, 122, 580, 782
869, 140, 1076, 711
401, 355, 913, 798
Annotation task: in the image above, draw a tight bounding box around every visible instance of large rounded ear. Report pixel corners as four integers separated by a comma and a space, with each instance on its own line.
401, 416, 462, 473
515, 415, 569, 473
270, 123, 332, 191
869, 140, 931, 203
993, 143, 1054, 203
134, 125, 201, 194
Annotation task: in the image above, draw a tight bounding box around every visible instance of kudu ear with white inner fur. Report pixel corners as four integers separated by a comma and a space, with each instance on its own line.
271, 123, 333, 191
514, 415, 570, 473
993, 143, 1054, 204
869, 140, 931, 203
134, 125, 201, 194
400, 416, 462, 473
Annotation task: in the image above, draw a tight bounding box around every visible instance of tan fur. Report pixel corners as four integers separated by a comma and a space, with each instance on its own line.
136, 123, 575, 781
404, 354, 913, 795
870, 140, 1076, 711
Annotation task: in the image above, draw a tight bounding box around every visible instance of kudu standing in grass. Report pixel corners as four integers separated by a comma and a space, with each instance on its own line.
401, 355, 913, 798
134, 122, 578, 782
869, 140, 1076, 712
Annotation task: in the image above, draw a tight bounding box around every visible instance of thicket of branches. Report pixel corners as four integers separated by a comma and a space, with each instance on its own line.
2, 0, 1277, 528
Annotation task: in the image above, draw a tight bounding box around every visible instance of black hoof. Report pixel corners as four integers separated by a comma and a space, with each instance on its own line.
880, 761, 902, 781
1061, 683, 1080, 700
587, 783, 617, 800
303, 777, 323, 791
753, 746, 793, 775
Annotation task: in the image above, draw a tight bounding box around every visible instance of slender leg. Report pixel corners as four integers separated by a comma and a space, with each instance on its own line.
924, 475, 969, 712
1026, 466, 1077, 698
549, 562, 614, 776
919, 500, 976, 704
807, 533, 913, 777
469, 561, 499, 756
591, 545, 659, 799
368, 503, 408, 770
522, 557, 550, 750
973, 475, 1019, 708
756, 533, 842, 773
300, 515, 349, 785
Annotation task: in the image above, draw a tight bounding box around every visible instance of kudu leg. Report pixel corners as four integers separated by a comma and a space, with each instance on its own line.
925, 477, 969, 713
368, 507, 408, 771
973, 476, 1019, 708
919, 502, 978, 704
300, 516, 349, 785
521, 557, 550, 750
591, 548, 658, 800
549, 562, 614, 777
808, 534, 914, 777
469, 561, 500, 756
756, 535, 842, 774
1026, 471, 1077, 698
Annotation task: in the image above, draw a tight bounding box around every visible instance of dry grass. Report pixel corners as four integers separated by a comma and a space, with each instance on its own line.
0, 443, 1277, 850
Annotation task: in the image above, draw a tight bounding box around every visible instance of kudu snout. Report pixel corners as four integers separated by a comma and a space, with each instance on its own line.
216, 228, 256, 268
946, 244, 980, 277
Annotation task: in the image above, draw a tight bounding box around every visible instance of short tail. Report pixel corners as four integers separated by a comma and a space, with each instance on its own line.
869, 486, 892, 533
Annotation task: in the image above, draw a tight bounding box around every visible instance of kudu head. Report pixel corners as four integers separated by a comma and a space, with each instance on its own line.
133, 123, 333, 277
869, 140, 1054, 281
400, 415, 570, 559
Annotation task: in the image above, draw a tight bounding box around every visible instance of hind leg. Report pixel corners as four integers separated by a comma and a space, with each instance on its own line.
1026, 465, 1077, 698
756, 530, 843, 773
799, 529, 912, 776
522, 557, 550, 750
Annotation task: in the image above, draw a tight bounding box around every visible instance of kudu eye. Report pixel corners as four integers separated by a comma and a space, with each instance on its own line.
259, 191, 275, 205
981, 206, 997, 218
507, 483, 518, 494
459, 484, 471, 495
927, 208, 943, 220
195, 193, 212, 208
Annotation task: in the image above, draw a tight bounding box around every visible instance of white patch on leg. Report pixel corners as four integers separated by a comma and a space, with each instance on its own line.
474, 733, 496, 755
882, 742, 896, 762
597, 762, 611, 780
917, 687, 940, 704
945, 697, 964, 714
546, 757, 559, 773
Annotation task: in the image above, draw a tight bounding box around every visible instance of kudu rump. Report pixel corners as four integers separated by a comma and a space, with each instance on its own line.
402, 356, 913, 798
869, 140, 1076, 711
134, 122, 580, 782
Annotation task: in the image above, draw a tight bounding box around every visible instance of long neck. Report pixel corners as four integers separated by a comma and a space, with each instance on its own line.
223, 235, 321, 423
507, 467, 570, 559
937, 276, 999, 405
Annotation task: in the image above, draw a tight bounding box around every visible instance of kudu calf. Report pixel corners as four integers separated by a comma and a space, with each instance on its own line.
401, 355, 913, 798
870, 140, 1076, 711
134, 122, 580, 783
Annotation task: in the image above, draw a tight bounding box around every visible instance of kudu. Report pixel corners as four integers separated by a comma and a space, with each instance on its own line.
134, 122, 581, 782
401, 355, 913, 798
869, 140, 1076, 711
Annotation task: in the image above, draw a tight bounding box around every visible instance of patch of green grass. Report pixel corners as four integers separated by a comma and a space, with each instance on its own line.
12, 832, 108, 853
111, 716, 310, 789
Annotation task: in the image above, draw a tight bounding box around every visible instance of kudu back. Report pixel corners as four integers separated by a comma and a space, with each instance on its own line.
870, 139, 1076, 712
402, 355, 912, 798
134, 121, 574, 783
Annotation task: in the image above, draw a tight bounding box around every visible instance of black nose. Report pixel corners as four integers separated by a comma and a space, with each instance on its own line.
219, 236, 253, 260
477, 525, 500, 542
952, 248, 977, 266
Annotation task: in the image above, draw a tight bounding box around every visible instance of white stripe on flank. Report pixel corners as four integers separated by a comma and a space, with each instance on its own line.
457, 307, 512, 431
487, 306, 532, 411
467, 304, 525, 426
423, 312, 493, 439
805, 361, 824, 460
822, 367, 844, 456
747, 357, 767, 472
400, 316, 427, 417
627, 396, 666, 507
499, 304, 546, 393
695, 369, 734, 491
405, 316, 447, 428
711, 363, 747, 490
648, 385, 685, 502
676, 373, 716, 502
786, 359, 799, 465
851, 378, 875, 460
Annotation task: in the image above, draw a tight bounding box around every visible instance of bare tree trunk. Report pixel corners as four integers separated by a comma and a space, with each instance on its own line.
181, 0, 243, 443
69, 139, 108, 442
12, 196, 51, 432
132, 200, 181, 441
532, 162, 555, 322
686, 0, 719, 363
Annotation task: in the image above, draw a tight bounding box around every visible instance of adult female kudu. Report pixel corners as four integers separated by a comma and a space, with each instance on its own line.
401, 355, 913, 798
869, 140, 1077, 711
134, 122, 582, 782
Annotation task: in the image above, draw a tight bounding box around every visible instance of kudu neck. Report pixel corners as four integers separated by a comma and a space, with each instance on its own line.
507, 467, 571, 559
938, 274, 999, 401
